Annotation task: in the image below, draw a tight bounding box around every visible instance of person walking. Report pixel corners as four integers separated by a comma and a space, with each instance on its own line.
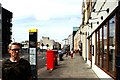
70, 48, 75, 59
2, 42, 32, 80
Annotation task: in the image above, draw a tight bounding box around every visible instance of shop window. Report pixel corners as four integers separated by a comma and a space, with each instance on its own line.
100, 28, 103, 67
95, 14, 116, 78
108, 15, 115, 75
103, 25, 107, 69
85, 2, 120, 79
96, 32, 99, 65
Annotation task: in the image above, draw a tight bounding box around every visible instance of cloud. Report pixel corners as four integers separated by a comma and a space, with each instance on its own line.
11, 15, 81, 42
1, 0, 82, 21
1, 0, 82, 42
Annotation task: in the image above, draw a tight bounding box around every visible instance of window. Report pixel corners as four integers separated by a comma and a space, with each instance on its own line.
103, 24, 107, 69
95, 14, 116, 78
108, 16, 115, 75
96, 31, 99, 65
100, 28, 103, 67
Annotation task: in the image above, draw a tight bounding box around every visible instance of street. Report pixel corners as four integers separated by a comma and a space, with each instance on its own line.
22, 50, 47, 69
20, 50, 47, 69
37, 51, 46, 68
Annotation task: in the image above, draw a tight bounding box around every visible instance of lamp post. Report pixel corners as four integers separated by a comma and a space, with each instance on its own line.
63, 38, 68, 45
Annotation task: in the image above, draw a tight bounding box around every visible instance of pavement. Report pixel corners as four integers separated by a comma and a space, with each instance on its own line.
37, 53, 100, 80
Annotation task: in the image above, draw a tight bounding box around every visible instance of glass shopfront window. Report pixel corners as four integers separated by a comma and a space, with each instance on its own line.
103, 25, 107, 69
108, 16, 115, 75
96, 32, 99, 65
100, 28, 102, 67
95, 14, 116, 78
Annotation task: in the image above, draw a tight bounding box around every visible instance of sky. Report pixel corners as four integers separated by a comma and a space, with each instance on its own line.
0, 0, 82, 43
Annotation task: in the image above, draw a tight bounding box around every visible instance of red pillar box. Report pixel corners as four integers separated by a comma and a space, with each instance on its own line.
46, 50, 55, 70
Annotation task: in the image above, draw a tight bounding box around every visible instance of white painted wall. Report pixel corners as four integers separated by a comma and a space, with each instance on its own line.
89, 0, 118, 36
92, 65, 113, 79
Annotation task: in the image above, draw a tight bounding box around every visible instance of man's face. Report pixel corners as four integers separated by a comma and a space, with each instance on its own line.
9, 45, 21, 58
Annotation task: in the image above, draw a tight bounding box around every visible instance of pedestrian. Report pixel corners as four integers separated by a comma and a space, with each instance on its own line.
70, 48, 74, 59
2, 42, 32, 80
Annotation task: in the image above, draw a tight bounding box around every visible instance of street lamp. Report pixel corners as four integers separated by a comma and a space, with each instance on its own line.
62, 38, 68, 45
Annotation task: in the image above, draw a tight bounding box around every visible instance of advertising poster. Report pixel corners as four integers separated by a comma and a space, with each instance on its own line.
29, 48, 36, 65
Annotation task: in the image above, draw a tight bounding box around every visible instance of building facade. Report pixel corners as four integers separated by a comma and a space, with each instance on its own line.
74, 27, 81, 51
68, 34, 73, 51
73, 27, 79, 50
40, 36, 61, 50
80, 0, 120, 79
0, 4, 13, 56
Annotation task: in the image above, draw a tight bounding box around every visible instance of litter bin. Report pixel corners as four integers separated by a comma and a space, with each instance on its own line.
54, 50, 58, 66
46, 50, 55, 70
